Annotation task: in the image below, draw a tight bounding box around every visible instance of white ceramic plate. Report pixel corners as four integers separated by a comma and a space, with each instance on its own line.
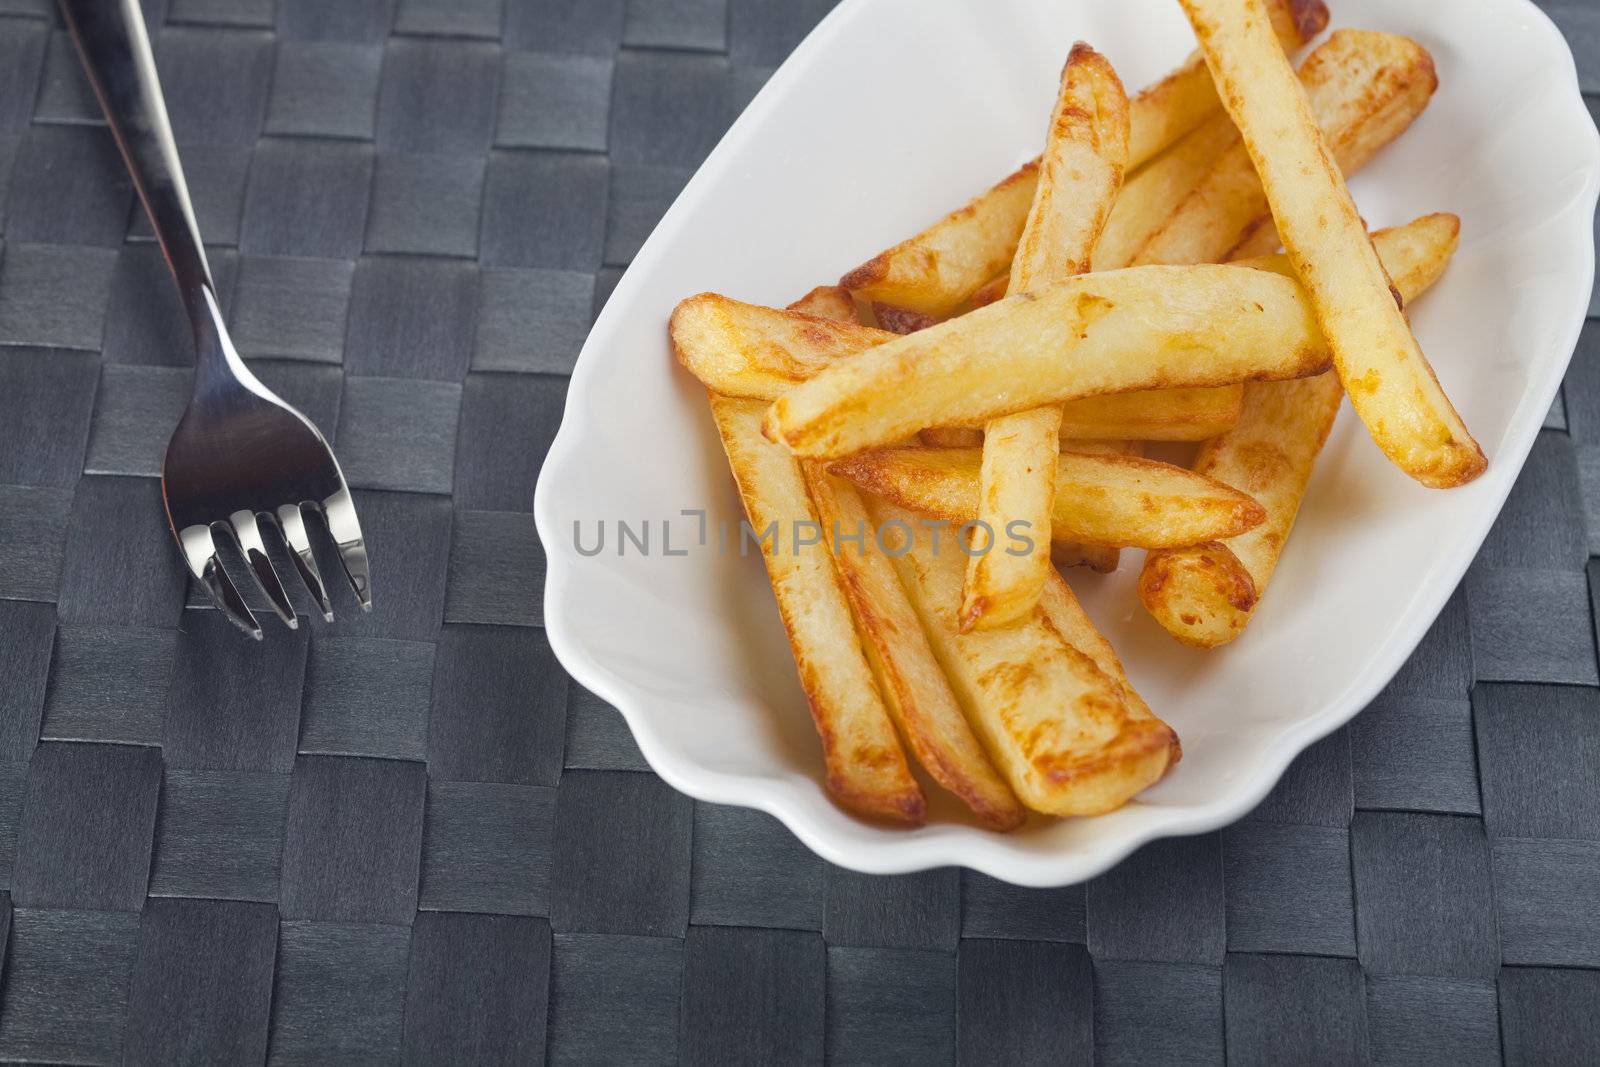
534, 0, 1600, 886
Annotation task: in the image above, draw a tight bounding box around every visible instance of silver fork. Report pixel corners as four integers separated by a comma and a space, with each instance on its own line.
62, 0, 371, 639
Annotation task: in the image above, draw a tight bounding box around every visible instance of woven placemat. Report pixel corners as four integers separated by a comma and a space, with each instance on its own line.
0, 0, 1596, 1062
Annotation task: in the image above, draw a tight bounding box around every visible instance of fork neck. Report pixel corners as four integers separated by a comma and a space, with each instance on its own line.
58, 0, 241, 390
190, 283, 262, 395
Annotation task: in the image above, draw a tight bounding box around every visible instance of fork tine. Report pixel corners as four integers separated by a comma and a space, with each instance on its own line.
322, 487, 373, 611
178, 523, 262, 639
227, 510, 297, 630
276, 504, 333, 622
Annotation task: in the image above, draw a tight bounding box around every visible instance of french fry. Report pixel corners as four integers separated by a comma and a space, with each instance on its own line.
830, 447, 1265, 550
970, 43, 1129, 632
840, 161, 1042, 320
837, 0, 1325, 321
1008, 45, 1129, 285
788, 284, 859, 322
965, 405, 1064, 629
708, 394, 925, 824
1048, 440, 1137, 573
764, 264, 1330, 460
1181, 0, 1484, 486
870, 500, 1175, 816
1094, 111, 1241, 272
1126, 0, 1328, 168
1037, 570, 1180, 768
781, 290, 1028, 828
804, 466, 1028, 829
671, 293, 1246, 441
1135, 29, 1439, 267
1140, 213, 1462, 646
672, 296, 887, 399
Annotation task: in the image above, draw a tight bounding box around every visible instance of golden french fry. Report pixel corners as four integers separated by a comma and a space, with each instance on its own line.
869, 500, 1174, 816
971, 43, 1130, 632
672, 296, 886, 399
1140, 213, 1463, 646
803, 466, 1028, 830
672, 293, 1246, 441
1126, 0, 1328, 168
1095, 111, 1240, 272
1136, 29, 1439, 268
788, 284, 859, 322
1036, 571, 1180, 768
836, 0, 1324, 321
1009, 45, 1129, 283
708, 394, 925, 824
764, 264, 1329, 459
840, 161, 1042, 320
965, 405, 1064, 630
830, 446, 1265, 550
782, 286, 1026, 828
1181, 0, 1483, 486
1047, 441, 1136, 573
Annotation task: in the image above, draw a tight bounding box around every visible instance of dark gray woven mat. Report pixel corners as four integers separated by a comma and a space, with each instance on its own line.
0, 0, 1596, 1062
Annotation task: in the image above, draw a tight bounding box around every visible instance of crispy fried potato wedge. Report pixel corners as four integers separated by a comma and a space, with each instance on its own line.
1036, 571, 1180, 767
1136, 29, 1439, 268
709, 394, 925, 824
764, 265, 1329, 459
788, 284, 859, 322
1047, 440, 1137, 573
794, 311, 1025, 829
783, 286, 1026, 829
1009, 44, 1129, 284
1095, 111, 1240, 272
672, 293, 1245, 441
672, 296, 887, 399
836, 0, 1324, 321
830, 447, 1266, 549
869, 500, 1174, 816
971, 43, 1129, 632
1182, 0, 1484, 486
966, 405, 1065, 630
1140, 213, 1462, 646
840, 161, 1042, 320
1126, 0, 1328, 169
803, 466, 1028, 829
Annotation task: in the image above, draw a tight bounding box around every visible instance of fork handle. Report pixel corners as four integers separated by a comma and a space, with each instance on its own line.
59, 0, 215, 322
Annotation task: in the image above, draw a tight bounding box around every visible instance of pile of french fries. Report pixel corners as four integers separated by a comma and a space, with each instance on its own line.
670, 0, 1481, 830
